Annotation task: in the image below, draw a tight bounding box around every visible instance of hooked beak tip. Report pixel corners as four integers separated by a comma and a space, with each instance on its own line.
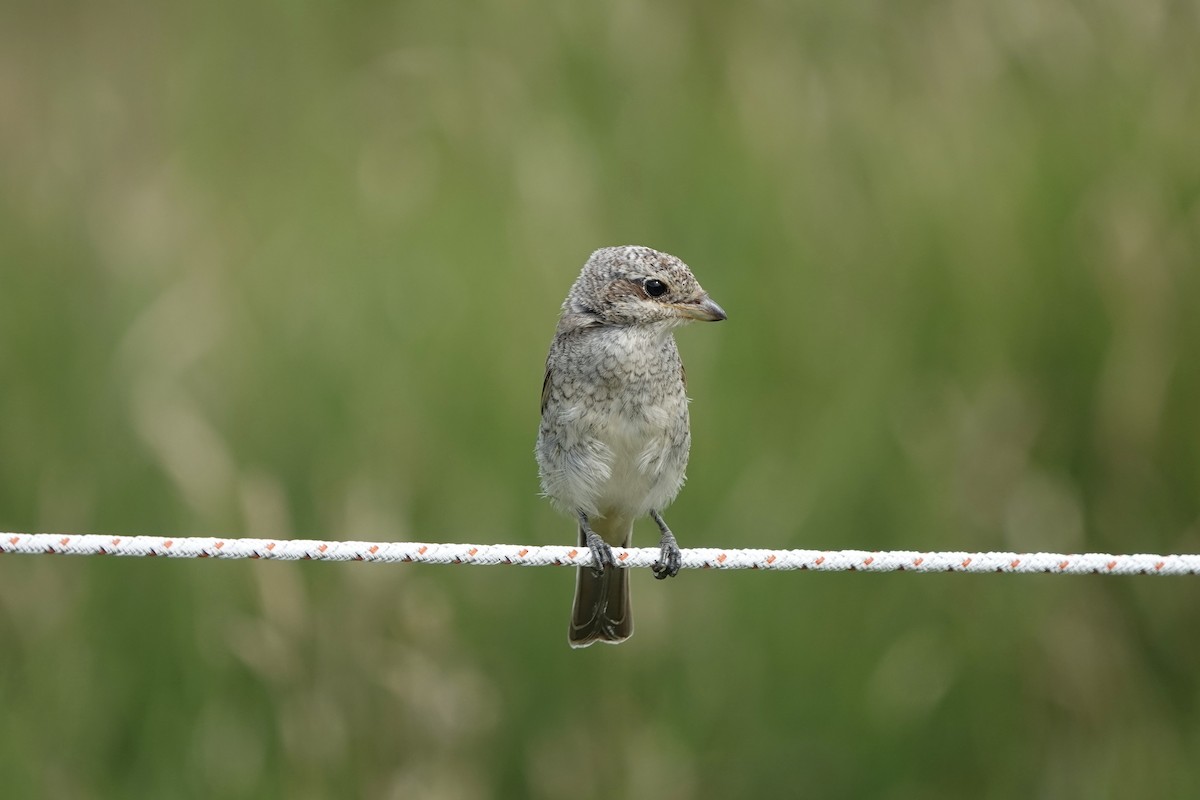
687, 296, 727, 322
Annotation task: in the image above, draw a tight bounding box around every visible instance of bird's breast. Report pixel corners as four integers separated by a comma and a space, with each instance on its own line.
538, 326, 690, 517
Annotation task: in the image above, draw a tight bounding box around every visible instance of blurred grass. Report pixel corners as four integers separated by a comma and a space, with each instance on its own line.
2, 0, 1200, 797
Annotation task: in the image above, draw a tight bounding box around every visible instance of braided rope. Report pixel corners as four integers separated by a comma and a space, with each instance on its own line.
1, 533, 1198, 575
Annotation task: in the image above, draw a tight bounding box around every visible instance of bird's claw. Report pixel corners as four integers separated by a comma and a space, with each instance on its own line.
653, 532, 681, 580
584, 531, 616, 576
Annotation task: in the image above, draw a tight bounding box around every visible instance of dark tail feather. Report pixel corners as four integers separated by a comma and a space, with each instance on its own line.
568, 522, 632, 647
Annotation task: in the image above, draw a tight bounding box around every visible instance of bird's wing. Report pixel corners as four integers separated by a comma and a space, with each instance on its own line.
680, 362, 687, 391
541, 365, 553, 415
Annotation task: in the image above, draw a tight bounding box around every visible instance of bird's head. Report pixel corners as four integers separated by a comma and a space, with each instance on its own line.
562, 245, 727, 329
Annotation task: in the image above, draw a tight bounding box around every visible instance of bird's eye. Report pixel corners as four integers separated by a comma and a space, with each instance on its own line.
644, 278, 668, 298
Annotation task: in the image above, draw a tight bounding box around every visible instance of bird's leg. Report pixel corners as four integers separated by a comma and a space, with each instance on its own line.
578, 511, 615, 576
649, 509, 682, 579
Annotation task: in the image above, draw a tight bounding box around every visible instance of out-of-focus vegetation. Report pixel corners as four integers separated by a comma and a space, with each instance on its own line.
2, 1, 1199, 797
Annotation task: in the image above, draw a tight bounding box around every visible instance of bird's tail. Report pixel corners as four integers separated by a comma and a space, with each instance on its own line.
569, 516, 633, 648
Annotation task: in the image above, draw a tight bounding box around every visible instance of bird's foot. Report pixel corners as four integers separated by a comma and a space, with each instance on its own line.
652, 513, 681, 582
650, 511, 682, 580
584, 530, 616, 577
653, 531, 681, 579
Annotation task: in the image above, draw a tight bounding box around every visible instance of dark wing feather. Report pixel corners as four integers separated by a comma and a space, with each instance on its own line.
541, 365, 553, 415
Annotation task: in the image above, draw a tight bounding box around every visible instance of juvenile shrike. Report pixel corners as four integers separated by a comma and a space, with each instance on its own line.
536, 246, 726, 647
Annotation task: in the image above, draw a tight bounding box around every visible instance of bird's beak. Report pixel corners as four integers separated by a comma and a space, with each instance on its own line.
672, 295, 727, 322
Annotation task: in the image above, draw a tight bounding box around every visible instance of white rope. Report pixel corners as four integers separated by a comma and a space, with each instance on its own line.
2, 533, 1198, 574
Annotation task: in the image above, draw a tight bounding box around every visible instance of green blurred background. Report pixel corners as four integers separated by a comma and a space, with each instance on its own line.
2, 1, 1199, 797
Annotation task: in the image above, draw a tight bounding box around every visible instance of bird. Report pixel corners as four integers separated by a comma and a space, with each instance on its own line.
535, 245, 726, 647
